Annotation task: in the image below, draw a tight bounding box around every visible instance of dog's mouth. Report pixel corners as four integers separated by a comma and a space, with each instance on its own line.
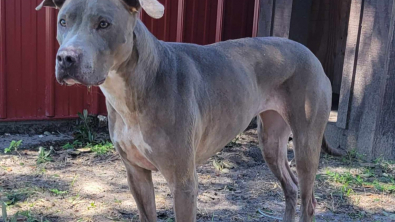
60, 77, 106, 87
63, 78, 81, 86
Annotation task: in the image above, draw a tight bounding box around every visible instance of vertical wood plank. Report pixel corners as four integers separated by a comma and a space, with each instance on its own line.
307, 0, 351, 95
289, 0, 313, 45
332, 0, 352, 94
349, 0, 392, 157
373, 0, 395, 159
203, 0, 208, 43
45, 8, 55, 117
162, 0, 169, 42
176, 0, 184, 42
272, 0, 293, 38
337, 0, 364, 129
257, 0, 274, 37
0, 0, 6, 119
215, 0, 224, 42
252, 0, 260, 37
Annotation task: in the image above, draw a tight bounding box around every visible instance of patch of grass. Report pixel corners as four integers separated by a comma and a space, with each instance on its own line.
49, 189, 68, 195
4, 140, 22, 154
62, 143, 74, 150
324, 169, 395, 195
2, 202, 47, 222
62, 140, 83, 150
4, 188, 37, 206
36, 147, 53, 164
341, 148, 365, 165
370, 180, 395, 193
374, 157, 395, 174
90, 142, 114, 155
19, 210, 39, 222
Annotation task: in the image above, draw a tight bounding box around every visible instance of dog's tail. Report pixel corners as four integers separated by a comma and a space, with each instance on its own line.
321, 136, 347, 156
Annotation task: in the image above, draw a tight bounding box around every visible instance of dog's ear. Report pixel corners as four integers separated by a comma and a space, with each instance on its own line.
123, 0, 164, 19
35, 0, 65, 10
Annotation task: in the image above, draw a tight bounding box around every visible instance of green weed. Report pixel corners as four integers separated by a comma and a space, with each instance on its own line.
49, 189, 68, 195
75, 109, 95, 143
4, 140, 22, 154
87, 202, 97, 210
36, 147, 53, 164
62, 140, 83, 150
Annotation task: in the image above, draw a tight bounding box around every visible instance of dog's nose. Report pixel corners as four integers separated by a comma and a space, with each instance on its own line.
56, 49, 79, 69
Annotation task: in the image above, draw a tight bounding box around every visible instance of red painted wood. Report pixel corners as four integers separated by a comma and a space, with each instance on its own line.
222, 0, 256, 41
176, 0, 184, 42
183, 0, 220, 45
0, 0, 6, 118
45, 8, 55, 117
5, 0, 22, 119
0, 0, 259, 122
216, 0, 224, 42
141, 0, 180, 42
252, 0, 260, 37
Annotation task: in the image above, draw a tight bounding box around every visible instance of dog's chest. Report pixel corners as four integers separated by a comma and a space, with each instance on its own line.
100, 72, 156, 170
111, 123, 157, 170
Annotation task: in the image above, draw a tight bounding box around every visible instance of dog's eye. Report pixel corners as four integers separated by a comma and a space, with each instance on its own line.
99, 21, 110, 29
59, 19, 66, 27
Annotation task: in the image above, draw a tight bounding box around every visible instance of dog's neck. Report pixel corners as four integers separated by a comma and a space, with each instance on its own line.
113, 20, 164, 89
100, 20, 167, 124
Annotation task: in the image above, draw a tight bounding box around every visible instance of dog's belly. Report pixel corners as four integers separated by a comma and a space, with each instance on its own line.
112, 124, 158, 171
195, 113, 257, 165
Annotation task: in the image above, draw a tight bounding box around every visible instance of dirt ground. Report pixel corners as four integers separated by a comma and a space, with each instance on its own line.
1, 129, 395, 222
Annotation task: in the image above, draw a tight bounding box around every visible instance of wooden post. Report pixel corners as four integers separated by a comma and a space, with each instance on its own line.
256, 0, 293, 38
289, 0, 313, 45
337, 0, 364, 129
336, 0, 394, 159
373, 0, 395, 159
257, 0, 273, 37
272, 0, 293, 38
306, 0, 351, 95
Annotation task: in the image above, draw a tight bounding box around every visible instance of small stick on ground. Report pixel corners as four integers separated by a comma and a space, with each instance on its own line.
257, 209, 282, 221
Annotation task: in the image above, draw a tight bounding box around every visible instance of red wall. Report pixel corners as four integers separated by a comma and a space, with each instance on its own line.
0, 0, 259, 121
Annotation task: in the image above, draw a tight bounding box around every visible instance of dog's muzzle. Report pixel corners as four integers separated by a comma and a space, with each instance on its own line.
56, 47, 81, 85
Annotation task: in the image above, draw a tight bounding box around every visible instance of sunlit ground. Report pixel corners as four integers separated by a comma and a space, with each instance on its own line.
1, 129, 394, 221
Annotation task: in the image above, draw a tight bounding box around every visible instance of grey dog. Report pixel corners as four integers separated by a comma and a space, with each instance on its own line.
36, 0, 344, 221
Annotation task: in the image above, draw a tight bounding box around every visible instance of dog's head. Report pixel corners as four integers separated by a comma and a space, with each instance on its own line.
36, 0, 164, 86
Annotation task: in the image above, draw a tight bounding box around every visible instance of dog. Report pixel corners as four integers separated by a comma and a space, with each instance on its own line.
36, 0, 344, 221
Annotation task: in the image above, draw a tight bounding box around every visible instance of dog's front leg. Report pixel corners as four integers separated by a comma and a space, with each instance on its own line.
123, 161, 157, 222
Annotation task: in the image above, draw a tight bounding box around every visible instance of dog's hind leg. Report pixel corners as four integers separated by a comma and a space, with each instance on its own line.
286, 84, 331, 222
258, 110, 298, 222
